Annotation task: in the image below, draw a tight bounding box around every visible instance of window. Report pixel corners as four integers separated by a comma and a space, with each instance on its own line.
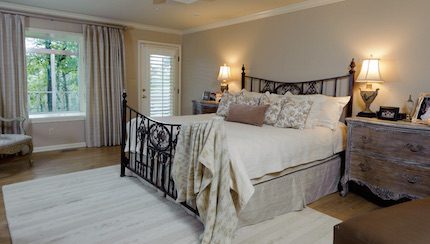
26, 29, 84, 117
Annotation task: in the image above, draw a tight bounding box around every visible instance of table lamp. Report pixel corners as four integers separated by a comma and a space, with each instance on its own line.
217, 64, 231, 92
356, 56, 384, 118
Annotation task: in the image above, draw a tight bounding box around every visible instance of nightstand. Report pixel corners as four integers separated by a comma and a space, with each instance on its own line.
192, 100, 219, 115
341, 117, 430, 200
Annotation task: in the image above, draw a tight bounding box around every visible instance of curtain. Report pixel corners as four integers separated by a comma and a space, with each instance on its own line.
0, 13, 27, 134
84, 25, 125, 147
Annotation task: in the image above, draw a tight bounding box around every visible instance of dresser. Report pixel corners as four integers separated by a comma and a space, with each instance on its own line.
341, 117, 430, 200
192, 100, 219, 115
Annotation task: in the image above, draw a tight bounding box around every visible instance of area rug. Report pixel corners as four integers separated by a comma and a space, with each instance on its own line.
3, 165, 340, 244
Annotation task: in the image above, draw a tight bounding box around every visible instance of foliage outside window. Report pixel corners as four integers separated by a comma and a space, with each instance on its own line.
26, 32, 83, 115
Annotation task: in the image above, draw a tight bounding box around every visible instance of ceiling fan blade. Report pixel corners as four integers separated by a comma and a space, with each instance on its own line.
153, 0, 166, 4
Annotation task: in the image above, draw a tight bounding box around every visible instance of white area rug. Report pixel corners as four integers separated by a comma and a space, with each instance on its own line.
3, 166, 340, 244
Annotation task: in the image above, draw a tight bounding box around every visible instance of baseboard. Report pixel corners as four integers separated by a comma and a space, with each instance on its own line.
34, 142, 87, 153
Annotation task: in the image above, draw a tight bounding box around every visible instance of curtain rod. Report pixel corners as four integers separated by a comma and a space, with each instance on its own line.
0, 8, 127, 30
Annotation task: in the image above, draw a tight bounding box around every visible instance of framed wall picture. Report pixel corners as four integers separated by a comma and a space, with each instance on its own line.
378, 106, 400, 121
412, 93, 430, 124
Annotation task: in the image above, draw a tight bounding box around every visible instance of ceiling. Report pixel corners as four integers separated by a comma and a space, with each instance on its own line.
1, 0, 307, 31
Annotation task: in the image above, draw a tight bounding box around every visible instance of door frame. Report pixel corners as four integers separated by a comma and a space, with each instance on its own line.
137, 40, 182, 116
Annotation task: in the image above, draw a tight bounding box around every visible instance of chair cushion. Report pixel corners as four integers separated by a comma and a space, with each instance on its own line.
334, 197, 430, 244
0, 134, 32, 148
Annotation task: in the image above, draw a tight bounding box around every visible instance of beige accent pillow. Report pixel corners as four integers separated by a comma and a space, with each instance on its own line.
226, 104, 269, 127
274, 97, 313, 130
216, 92, 238, 117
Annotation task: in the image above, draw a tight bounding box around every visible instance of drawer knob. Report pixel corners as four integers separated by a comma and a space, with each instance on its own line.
360, 135, 372, 144
403, 174, 421, 184
406, 143, 424, 153
359, 162, 371, 172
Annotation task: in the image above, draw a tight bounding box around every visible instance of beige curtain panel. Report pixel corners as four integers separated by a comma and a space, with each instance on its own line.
84, 25, 125, 147
0, 13, 27, 134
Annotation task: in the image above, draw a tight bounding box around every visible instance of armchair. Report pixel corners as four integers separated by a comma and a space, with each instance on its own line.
0, 116, 33, 166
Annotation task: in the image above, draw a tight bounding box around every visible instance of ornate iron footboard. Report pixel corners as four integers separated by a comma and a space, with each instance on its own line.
120, 94, 198, 214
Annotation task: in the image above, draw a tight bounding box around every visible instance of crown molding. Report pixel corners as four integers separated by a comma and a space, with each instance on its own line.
183, 0, 345, 34
0, 1, 182, 35
0, 0, 345, 36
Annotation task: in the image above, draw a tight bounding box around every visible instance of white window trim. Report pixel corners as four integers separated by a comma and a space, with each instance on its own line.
26, 28, 86, 122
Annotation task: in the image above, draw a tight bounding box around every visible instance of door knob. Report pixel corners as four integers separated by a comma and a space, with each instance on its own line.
142, 89, 146, 92
142, 95, 146, 99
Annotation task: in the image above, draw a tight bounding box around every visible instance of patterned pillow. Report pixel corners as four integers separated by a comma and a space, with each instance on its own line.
216, 92, 238, 117
236, 93, 260, 106
274, 98, 313, 129
260, 93, 284, 125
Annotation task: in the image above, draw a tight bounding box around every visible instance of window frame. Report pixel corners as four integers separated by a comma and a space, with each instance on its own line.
25, 28, 85, 121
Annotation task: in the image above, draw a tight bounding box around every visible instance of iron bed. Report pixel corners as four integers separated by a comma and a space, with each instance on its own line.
120, 59, 357, 219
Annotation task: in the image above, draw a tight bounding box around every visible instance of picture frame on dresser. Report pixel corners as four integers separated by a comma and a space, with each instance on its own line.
412, 93, 430, 124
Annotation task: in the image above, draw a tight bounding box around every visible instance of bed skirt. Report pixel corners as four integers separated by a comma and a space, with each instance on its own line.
238, 155, 341, 227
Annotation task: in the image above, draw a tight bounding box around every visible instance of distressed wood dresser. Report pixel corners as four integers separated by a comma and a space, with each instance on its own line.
341, 117, 430, 200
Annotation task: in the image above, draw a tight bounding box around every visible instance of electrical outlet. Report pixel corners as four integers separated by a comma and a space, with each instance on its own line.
48, 128, 54, 136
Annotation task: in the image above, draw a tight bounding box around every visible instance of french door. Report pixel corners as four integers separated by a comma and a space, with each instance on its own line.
139, 42, 180, 117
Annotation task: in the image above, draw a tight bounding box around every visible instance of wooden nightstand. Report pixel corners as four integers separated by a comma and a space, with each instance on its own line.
192, 100, 219, 115
341, 117, 430, 200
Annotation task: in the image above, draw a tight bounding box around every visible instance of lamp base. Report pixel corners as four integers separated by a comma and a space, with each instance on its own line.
220, 83, 229, 93
357, 111, 377, 118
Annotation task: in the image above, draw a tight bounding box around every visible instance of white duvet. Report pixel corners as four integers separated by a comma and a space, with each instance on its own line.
125, 113, 346, 180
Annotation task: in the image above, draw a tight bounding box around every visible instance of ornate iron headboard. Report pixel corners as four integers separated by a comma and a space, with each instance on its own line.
241, 59, 356, 117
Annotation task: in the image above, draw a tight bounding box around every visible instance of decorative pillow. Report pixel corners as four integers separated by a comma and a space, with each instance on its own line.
236, 93, 260, 106
241, 89, 263, 99
260, 93, 284, 125
226, 104, 269, 127
216, 92, 238, 117
274, 98, 313, 129
285, 92, 350, 130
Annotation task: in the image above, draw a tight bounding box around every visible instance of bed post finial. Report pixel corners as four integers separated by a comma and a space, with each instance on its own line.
347, 58, 356, 117
349, 58, 356, 75
241, 64, 246, 90
122, 89, 127, 100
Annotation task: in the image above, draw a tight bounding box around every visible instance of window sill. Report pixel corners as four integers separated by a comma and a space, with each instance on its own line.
30, 112, 86, 124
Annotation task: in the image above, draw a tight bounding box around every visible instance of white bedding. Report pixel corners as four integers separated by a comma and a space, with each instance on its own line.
125, 113, 346, 180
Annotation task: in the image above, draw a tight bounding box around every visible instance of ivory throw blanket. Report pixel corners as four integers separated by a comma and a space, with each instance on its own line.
172, 118, 247, 244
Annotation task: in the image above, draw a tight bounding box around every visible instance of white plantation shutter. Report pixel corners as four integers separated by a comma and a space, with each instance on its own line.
141, 44, 179, 117
149, 54, 175, 117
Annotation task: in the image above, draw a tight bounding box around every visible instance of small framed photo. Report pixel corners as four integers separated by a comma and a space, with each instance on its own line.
412, 93, 430, 124
201, 91, 211, 101
378, 106, 400, 121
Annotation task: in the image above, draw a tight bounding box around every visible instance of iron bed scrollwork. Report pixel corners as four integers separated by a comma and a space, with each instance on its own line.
120, 59, 356, 215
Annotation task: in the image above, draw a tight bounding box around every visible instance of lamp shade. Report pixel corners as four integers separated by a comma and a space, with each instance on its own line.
217, 64, 231, 81
357, 58, 384, 83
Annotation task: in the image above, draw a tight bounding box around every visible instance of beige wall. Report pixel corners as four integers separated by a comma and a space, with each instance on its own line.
28, 18, 182, 149
124, 28, 182, 109
182, 0, 430, 115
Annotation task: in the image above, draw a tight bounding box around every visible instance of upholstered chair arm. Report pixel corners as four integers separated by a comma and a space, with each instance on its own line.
0, 116, 26, 134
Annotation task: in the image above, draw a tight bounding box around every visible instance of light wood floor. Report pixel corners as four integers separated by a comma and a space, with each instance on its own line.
0, 147, 380, 244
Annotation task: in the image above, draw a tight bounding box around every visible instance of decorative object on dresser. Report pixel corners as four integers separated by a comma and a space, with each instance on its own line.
341, 117, 430, 200
405, 94, 415, 121
356, 56, 384, 118
412, 93, 430, 124
217, 64, 231, 92
377, 106, 400, 121
192, 100, 220, 115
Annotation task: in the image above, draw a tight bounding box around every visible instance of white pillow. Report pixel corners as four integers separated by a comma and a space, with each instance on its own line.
285, 92, 350, 130
240, 89, 263, 99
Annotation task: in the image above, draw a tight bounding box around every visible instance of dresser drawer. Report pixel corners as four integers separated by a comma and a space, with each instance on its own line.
350, 125, 430, 164
350, 152, 430, 199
